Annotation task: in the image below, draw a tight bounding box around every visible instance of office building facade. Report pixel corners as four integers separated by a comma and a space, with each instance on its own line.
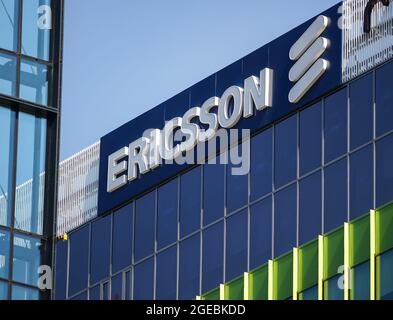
54, 0, 393, 300
0, 0, 64, 300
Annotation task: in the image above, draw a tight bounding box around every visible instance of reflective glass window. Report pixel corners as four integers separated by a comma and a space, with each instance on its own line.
203, 158, 225, 226
71, 291, 87, 301
102, 282, 109, 300
180, 167, 201, 238
350, 74, 373, 150
0, 281, 7, 300
202, 222, 224, 293
135, 191, 156, 262
0, 0, 18, 51
324, 159, 347, 233
378, 249, 393, 300
68, 225, 89, 296
179, 234, 200, 300
350, 145, 373, 220
0, 52, 17, 96
14, 112, 46, 235
22, 0, 51, 61
20, 59, 49, 106
376, 61, 393, 137
0, 106, 15, 227
134, 258, 154, 300
112, 204, 133, 273
0, 230, 10, 280
376, 134, 393, 207
274, 184, 297, 257
111, 273, 123, 300
226, 209, 248, 281
324, 275, 344, 300
156, 246, 177, 300
54, 240, 67, 300
300, 102, 322, 176
90, 215, 111, 285
299, 171, 322, 245
250, 197, 272, 269
227, 146, 248, 213
275, 115, 297, 188
125, 270, 132, 300
89, 285, 100, 301
300, 285, 318, 300
351, 262, 370, 300
324, 89, 347, 163
157, 179, 178, 250
11, 285, 38, 300
12, 233, 41, 286
250, 128, 272, 201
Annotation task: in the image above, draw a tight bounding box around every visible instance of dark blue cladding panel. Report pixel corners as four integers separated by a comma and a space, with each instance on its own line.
98, 4, 342, 216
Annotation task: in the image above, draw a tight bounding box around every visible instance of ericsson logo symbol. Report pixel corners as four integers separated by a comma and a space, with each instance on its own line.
288, 15, 331, 104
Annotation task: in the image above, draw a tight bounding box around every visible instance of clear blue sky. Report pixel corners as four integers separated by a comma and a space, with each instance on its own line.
61, 0, 339, 160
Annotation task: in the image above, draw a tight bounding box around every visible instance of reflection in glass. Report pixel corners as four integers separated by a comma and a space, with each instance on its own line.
134, 258, 154, 300
0, 106, 15, 227
179, 234, 200, 300
111, 273, 123, 300
299, 285, 318, 300
22, 0, 51, 60
20, 59, 49, 106
0, 281, 7, 300
0, 231, 10, 280
376, 61, 393, 137
378, 249, 393, 300
156, 246, 177, 300
324, 275, 344, 300
0, 0, 18, 51
12, 234, 42, 286
376, 134, 393, 207
11, 285, 39, 300
351, 262, 370, 300
14, 112, 47, 235
0, 53, 17, 96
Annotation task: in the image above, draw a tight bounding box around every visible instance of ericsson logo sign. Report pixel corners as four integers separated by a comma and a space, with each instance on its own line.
106, 15, 331, 194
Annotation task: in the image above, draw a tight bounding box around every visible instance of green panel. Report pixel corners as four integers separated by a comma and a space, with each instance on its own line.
324, 228, 344, 280
350, 215, 370, 267
377, 203, 393, 255
248, 264, 268, 300
298, 240, 318, 292
226, 276, 244, 300
273, 253, 293, 300
202, 288, 220, 300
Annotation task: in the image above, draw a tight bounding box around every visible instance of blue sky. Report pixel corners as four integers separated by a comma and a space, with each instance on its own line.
61, 0, 339, 160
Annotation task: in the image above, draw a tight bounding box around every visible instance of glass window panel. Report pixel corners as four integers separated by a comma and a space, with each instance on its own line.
180, 167, 201, 238
89, 285, 100, 301
112, 204, 133, 273
0, 0, 18, 51
134, 258, 154, 300
111, 273, 123, 300
54, 240, 67, 300
0, 106, 15, 227
299, 171, 322, 245
156, 246, 177, 300
350, 74, 373, 150
324, 89, 347, 163
125, 270, 132, 300
299, 285, 318, 300
351, 262, 370, 300
135, 191, 156, 262
90, 215, 111, 285
226, 209, 248, 281
275, 115, 297, 188
179, 234, 200, 300
376, 134, 393, 207
102, 282, 109, 301
71, 291, 87, 301
14, 112, 46, 235
250, 129, 273, 201
157, 179, 178, 250
20, 59, 49, 106
350, 145, 373, 220
274, 184, 297, 258
202, 222, 224, 293
0, 230, 10, 280
324, 159, 347, 233
324, 275, 344, 300
250, 197, 272, 269
203, 157, 225, 226
299, 102, 322, 176
0, 281, 7, 300
0, 52, 17, 96
12, 233, 41, 287
376, 60, 393, 137
227, 146, 248, 213
378, 249, 393, 300
11, 285, 39, 300
21, 0, 51, 60
68, 225, 89, 296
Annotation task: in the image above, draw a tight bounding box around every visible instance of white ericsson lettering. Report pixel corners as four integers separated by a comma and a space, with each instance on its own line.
107, 68, 274, 193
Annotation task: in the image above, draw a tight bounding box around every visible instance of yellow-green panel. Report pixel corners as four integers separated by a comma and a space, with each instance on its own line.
324, 228, 344, 280
225, 276, 244, 300
202, 287, 220, 300
273, 253, 293, 300
248, 264, 268, 300
376, 203, 393, 255
298, 240, 318, 292
350, 215, 370, 267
